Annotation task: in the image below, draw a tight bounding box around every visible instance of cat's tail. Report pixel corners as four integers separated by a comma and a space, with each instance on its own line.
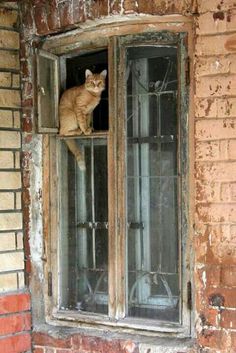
65, 139, 86, 171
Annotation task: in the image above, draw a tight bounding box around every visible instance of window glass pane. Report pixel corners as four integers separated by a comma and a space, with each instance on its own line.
60, 138, 108, 315
126, 46, 179, 322
38, 54, 58, 129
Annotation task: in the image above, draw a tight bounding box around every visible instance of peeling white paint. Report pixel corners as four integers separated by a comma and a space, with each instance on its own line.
202, 270, 207, 288
24, 134, 44, 281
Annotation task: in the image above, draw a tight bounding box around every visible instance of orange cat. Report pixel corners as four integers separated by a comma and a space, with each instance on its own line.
59, 69, 107, 170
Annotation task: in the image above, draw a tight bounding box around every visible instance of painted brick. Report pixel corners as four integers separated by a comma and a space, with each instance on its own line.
228, 140, 236, 159
196, 161, 236, 182
0, 130, 21, 149
0, 151, 14, 168
0, 8, 18, 28
220, 182, 232, 202
196, 119, 236, 141
0, 50, 19, 70
0, 233, 16, 250
0, 292, 30, 314
196, 203, 236, 224
0, 332, 31, 353
198, 0, 236, 12
0, 72, 11, 87
0, 171, 21, 189
195, 141, 220, 161
196, 34, 235, 56
0, 30, 19, 50
0, 312, 31, 335
195, 97, 236, 118
0, 110, 13, 127
196, 75, 236, 98
195, 181, 220, 202
195, 56, 236, 77
196, 10, 236, 35
0, 88, 20, 108
0, 273, 18, 292
17, 271, 25, 288
0, 212, 22, 230
13, 111, 21, 128
0, 251, 24, 271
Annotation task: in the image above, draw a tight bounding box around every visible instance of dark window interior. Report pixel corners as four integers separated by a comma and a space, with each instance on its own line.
66, 50, 108, 131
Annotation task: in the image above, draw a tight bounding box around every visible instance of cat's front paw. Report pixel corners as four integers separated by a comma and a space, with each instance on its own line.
84, 127, 92, 135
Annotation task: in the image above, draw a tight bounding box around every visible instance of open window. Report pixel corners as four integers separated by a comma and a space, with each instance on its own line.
40, 30, 190, 334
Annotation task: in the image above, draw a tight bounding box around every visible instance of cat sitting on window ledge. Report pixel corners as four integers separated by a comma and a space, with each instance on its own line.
59, 69, 107, 170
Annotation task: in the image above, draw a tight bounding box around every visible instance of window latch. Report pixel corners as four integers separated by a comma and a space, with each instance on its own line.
187, 281, 192, 310
48, 271, 52, 297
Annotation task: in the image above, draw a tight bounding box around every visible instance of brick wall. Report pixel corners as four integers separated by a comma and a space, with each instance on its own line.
0, 2, 32, 353
14, 0, 236, 352
194, 0, 236, 351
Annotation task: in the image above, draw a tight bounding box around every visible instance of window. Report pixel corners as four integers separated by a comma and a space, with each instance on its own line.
39, 30, 190, 333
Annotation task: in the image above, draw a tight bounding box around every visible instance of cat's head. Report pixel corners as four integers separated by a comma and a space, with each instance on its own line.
85, 69, 107, 95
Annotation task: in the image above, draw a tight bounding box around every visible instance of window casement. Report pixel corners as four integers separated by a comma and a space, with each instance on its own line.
39, 30, 191, 335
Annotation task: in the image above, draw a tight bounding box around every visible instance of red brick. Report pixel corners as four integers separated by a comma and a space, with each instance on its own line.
91, 0, 108, 18
199, 308, 219, 327
0, 292, 30, 315
34, 348, 44, 353
0, 312, 31, 335
198, 329, 230, 350
33, 5, 49, 35
58, 1, 73, 28
221, 288, 236, 307
124, 0, 137, 13
47, 0, 60, 31
137, 0, 183, 15
221, 309, 236, 329
221, 266, 236, 287
0, 333, 31, 353
33, 332, 71, 349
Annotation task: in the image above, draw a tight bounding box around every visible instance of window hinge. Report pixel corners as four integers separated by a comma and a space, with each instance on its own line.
185, 56, 190, 86
187, 281, 192, 310
48, 271, 52, 297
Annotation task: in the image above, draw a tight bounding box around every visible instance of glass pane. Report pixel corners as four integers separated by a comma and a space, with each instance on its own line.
126, 46, 179, 322
60, 138, 108, 315
38, 53, 58, 129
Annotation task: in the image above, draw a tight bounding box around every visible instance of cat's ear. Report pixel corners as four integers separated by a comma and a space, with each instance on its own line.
100, 69, 107, 78
85, 69, 93, 78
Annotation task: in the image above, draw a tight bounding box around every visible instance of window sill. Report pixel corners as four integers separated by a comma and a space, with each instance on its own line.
34, 322, 195, 352
50, 309, 191, 338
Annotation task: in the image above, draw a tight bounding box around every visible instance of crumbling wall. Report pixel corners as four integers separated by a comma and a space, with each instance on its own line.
0, 2, 31, 353
15, 1, 236, 352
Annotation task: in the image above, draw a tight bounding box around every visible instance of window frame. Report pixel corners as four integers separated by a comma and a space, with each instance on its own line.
40, 26, 192, 337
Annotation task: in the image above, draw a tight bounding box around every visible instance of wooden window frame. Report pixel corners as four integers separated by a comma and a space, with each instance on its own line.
41, 23, 192, 337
